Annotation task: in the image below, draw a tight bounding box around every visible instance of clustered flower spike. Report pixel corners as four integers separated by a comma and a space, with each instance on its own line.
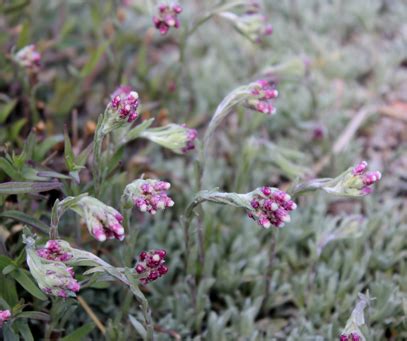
37, 240, 73, 262
14, 44, 41, 70
122, 179, 174, 215
134, 249, 168, 284
350, 161, 382, 195
153, 3, 182, 35
26, 247, 80, 298
246, 80, 278, 115
77, 196, 125, 242
248, 187, 297, 228
110, 86, 140, 123
340, 333, 362, 341
0, 310, 11, 327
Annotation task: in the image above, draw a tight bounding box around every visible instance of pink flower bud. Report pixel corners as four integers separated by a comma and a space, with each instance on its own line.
153, 3, 182, 35
0, 310, 11, 327
247, 80, 278, 115
134, 249, 168, 284
247, 187, 297, 229
124, 179, 175, 215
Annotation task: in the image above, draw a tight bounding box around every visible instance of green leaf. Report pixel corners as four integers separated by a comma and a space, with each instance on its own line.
64, 128, 75, 171
2, 323, 19, 341
10, 269, 47, 301
9, 118, 27, 141
128, 315, 147, 339
124, 118, 155, 144
0, 157, 21, 180
0, 181, 62, 195
16, 311, 50, 321
34, 134, 64, 161
0, 99, 17, 124
79, 43, 108, 78
0, 255, 14, 270
36, 171, 71, 180
15, 320, 34, 341
2, 264, 16, 275
60, 323, 95, 341
0, 273, 18, 307
0, 211, 49, 234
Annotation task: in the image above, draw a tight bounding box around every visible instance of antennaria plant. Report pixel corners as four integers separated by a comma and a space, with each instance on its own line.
1, 0, 405, 340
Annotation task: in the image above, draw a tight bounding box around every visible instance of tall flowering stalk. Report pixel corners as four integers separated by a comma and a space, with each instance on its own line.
182, 187, 296, 269
291, 161, 381, 197
93, 86, 140, 193
202, 80, 278, 186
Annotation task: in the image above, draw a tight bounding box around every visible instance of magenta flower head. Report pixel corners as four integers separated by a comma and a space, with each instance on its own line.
37, 240, 73, 262
340, 333, 362, 341
320, 161, 381, 197
14, 44, 41, 70
134, 249, 168, 284
75, 196, 125, 241
140, 123, 198, 154
246, 80, 278, 115
122, 179, 174, 215
247, 187, 297, 228
100, 86, 140, 134
25, 239, 80, 298
153, 3, 182, 35
0, 310, 11, 327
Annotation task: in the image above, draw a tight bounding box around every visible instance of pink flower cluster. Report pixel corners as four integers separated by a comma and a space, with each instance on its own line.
132, 180, 174, 215
340, 333, 361, 341
110, 86, 140, 123
92, 211, 125, 242
181, 124, 198, 153
43, 266, 80, 298
0, 310, 11, 327
351, 161, 382, 196
153, 3, 182, 35
247, 80, 278, 115
37, 240, 73, 262
248, 187, 297, 228
15, 44, 41, 70
135, 249, 168, 284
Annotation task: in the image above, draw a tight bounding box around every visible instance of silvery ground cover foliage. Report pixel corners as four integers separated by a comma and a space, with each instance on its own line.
0, 0, 406, 340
